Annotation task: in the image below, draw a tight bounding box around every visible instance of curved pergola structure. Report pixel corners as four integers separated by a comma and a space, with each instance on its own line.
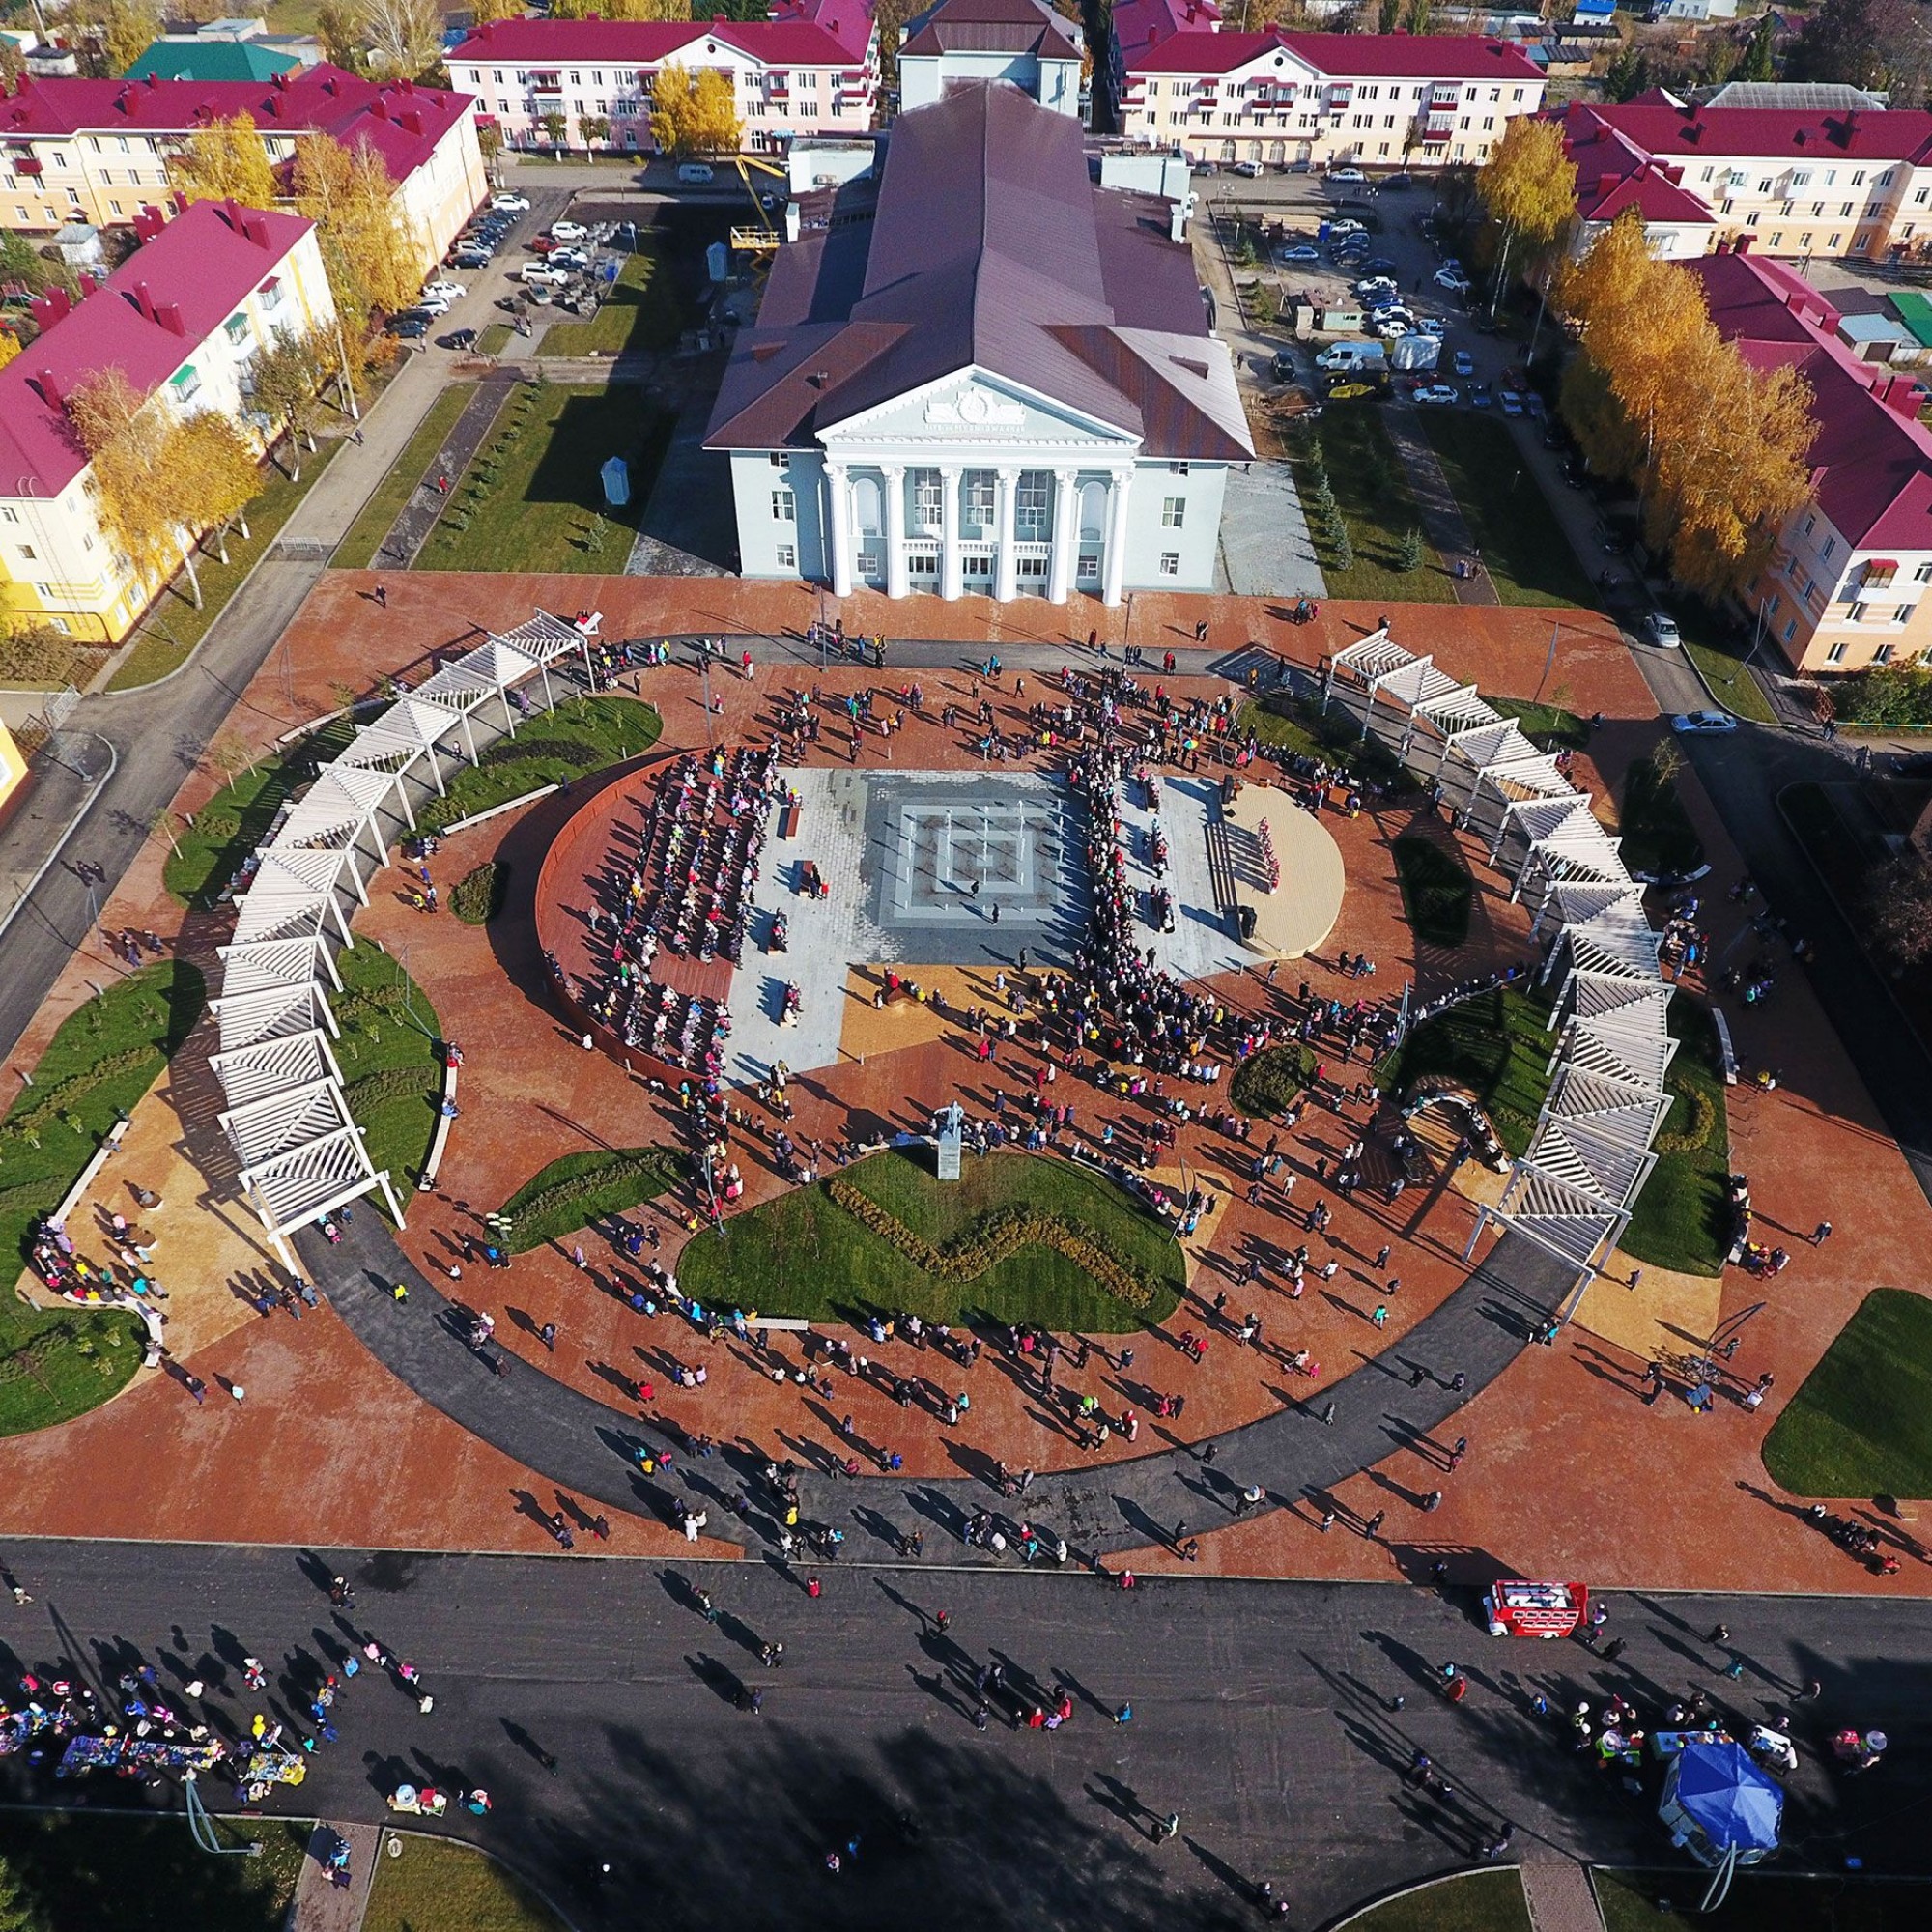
1322, 631, 1672, 1298
209, 610, 596, 1269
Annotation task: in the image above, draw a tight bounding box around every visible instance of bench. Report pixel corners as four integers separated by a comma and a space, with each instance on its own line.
779, 801, 802, 839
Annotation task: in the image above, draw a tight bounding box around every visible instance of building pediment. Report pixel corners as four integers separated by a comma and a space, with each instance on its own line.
820, 368, 1137, 450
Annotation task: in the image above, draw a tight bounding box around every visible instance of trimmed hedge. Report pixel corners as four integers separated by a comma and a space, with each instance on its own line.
1231, 1042, 1316, 1120
498, 1147, 682, 1253
451, 861, 506, 925
825, 1176, 1162, 1311
0, 1046, 158, 1150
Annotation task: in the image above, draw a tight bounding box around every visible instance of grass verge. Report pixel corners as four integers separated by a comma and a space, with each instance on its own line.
331, 384, 473, 570
1618, 753, 1705, 878
1291, 405, 1455, 604
364, 1835, 567, 1932
1596, 1868, 1932, 1932
418, 693, 660, 836
1761, 1288, 1932, 1499
0, 1810, 312, 1932
1415, 410, 1596, 607
676, 1148, 1184, 1333
1393, 833, 1473, 947
0, 959, 205, 1435
497, 1146, 681, 1252
477, 323, 514, 357
105, 439, 345, 691
1344, 1869, 1530, 1932
334, 942, 445, 1188
1487, 696, 1590, 751
1236, 691, 1414, 790
1623, 995, 1730, 1278
162, 717, 357, 910
1675, 600, 1779, 725
413, 381, 672, 574
1380, 984, 1555, 1154
538, 242, 687, 357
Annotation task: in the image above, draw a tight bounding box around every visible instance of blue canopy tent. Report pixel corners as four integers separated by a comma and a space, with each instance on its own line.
1660, 1739, 1782, 1893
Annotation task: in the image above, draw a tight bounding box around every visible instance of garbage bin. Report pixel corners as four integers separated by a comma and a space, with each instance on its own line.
1237, 904, 1258, 942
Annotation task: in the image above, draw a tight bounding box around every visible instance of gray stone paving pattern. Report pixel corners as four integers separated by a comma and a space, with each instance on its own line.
1218, 458, 1327, 601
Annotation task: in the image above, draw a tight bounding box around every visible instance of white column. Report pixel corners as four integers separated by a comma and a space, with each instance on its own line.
882, 462, 908, 600
939, 464, 962, 602
1101, 466, 1133, 608
1047, 468, 1079, 605
825, 460, 854, 599
994, 466, 1020, 603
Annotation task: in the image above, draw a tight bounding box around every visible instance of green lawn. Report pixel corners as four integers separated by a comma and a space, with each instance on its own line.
417, 692, 661, 835
333, 941, 445, 1190
1623, 995, 1731, 1279
105, 438, 345, 691
163, 717, 357, 910
412, 381, 672, 574
676, 1148, 1186, 1333
1675, 600, 1779, 725
1597, 1869, 1932, 1932
1487, 696, 1590, 751
1393, 832, 1474, 947
0, 959, 205, 1436
1236, 692, 1415, 791
497, 1145, 681, 1252
1292, 404, 1456, 604
1762, 1289, 1932, 1499
1617, 753, 1705, 878
1380, 984, 1556, 1154
1345, 1871, 1530, 1932
364, 1836, 566, 1932
1416, 410, 1597, 607
332, 384, 473, 570
539, 242, 687, 357
477, 322, 515, 357
1232, 1041, 1316, 1119
0, 1797, 311, 1931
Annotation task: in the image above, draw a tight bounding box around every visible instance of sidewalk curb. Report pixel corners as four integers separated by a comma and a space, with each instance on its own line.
0, 731, 118, 950
1321, 1864, 1525, 1932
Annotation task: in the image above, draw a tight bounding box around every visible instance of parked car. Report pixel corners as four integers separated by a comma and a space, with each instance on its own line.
1329, 217, 1366, 237
1499, 389, 1523, 416
439, 327, 479, 351
1642, 611, 1683, 649
1232, 159, 1262, 176
521, 262, 573, 286
1354, 275, 1396, 297
422, 281, 467, 303
1435, 267, 1472, 295
1280, 243, 1321, 262
1412, 384, 1459, 405
1328, 381, 1376, 400
675, 161, 715, 185
490, 191, 530, 212
1452, 351, 1474, 377
416, 297, 451, 318
1671, 710, 1737, 735
1365, 256, 1399, 274
1328, 167, 1367, 184
452, 249, 491, 270
1383, 173, 1414, 190
531, 233, 561, 254
1418, 317, 1446, 339
385, 314, 429, 338
550, 219, 589, 242
550, 247, 592, 271
1270, 349, 1298, 382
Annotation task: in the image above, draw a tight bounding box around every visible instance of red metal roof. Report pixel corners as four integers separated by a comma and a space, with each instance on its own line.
1123, 26, 1542, 81
0, 199, 317, 497
0, 66, 473, 185
1590, 101, 1932, 164
447, 7, 871, 72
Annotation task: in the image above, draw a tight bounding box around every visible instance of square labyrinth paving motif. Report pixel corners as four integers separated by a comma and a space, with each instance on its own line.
862, 773, 1091, 965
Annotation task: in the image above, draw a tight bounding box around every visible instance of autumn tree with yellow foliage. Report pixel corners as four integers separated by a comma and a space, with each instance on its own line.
554, 0, 690, 17
649, 62, 743, 158
0, 329, 19, 372
171, 412, 264, 565
292, 133, 423, 387
165, 113, 277, 210
1555, 210, 1815, 598
1474, 116, 1577, 316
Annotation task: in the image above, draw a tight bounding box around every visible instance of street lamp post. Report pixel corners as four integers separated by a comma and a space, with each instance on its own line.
184, 1772, 263, 1859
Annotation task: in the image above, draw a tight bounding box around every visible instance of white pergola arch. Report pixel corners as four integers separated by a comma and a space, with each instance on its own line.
208, 608, 600, 1269
1322, 634, 1677, 1298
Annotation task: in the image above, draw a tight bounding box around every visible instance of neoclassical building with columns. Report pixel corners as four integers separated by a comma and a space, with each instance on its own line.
706, 79, 1251, 604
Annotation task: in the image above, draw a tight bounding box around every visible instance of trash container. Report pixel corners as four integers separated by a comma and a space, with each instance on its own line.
1237, 904, 1258, 942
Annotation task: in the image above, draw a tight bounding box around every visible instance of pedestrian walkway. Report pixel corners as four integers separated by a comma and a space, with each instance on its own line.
289, 1822, 379, 1932
1380, 405, 1498, 606
1520, 1858, 1607, 1932
371, 375, 520, 570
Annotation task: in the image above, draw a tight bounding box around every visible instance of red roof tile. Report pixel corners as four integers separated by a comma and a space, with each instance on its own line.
1590, 101, 1932, 164
0, 199, 317, 497
447, 5, 872, 72
1123, 25, 1542, 80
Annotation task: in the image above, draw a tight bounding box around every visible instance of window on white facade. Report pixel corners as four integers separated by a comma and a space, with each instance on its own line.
1159, 552, 1179, 575
912, 470, 943, 530
1169, 460, 1189, 476
1077, 480, 1105, 540
1161, 497, 1185, 528
16, 544, 35, 562
964, 472, 995, 535
853, 476, 883, 534
769, 451, 790, 468
1015, 473, 1050, 539
1078, 554, 1099, 578
776, 544, 796, 569
772, 488, 796, 521
1825, 639, 1848, 662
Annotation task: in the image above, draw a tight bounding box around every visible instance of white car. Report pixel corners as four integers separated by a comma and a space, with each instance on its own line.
1353, 275, 1396, 297
1280, 243, 1321, 262
1330, 217, 1366, 237
1412, 384, 1459, 405
489, 192, 530, 213
1643, 612, 1683, 649
1435, 267, 1472, 295
421, 281, 467, 303
415, 294, 450, 316
520, 262, 573, 286
1329, 167, 1367, 184
1671, 709, 1738, 735
549, 219, 588, 242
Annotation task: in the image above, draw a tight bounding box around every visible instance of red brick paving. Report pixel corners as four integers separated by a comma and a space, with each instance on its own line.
4, 572, 1929, 1593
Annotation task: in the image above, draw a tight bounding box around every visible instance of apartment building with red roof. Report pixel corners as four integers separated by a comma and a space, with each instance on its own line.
1113, 27, 1545, 171
0, 198, 337, 644
0, 65, 486, 270
1691, 244, 1932, 673
445, 5, 880, 157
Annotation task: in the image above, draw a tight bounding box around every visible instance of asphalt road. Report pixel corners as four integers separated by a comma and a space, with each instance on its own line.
1, 1541, 1927, 1931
